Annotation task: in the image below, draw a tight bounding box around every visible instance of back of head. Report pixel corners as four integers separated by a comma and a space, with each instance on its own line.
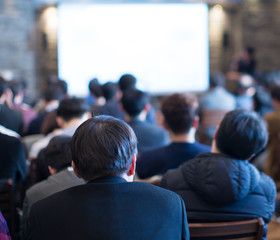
57, 97, 90, 122
88, 78, 103, 97
121, 89, 148, 117
161, 93, 198, 134
43, 135, 72, 171
43, 86, 64, 102
71, 116, 137, 181
216, 109, 268, 160
102, 82, 117, 101
118, 74, 137, 92
210, 72, 225, 88
8, 81, 23, 101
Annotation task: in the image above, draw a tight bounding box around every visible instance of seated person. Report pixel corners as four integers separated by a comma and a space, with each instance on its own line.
97, 82, 124, 120
137, 93, 210, 179
199, 72, 236, 111
0, 125, 26, 186
27, 116, 189, 240
0, 78, 24, 135
21, 135, 84, 240
27, 86, 64, 135
121, 89, 169, 153
29, 98, 90, 182
118, 73, 156, 124
160, 109, 276, 240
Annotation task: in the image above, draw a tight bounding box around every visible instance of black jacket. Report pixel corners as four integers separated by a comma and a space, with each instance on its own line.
28, 176, 189, 240
160, 153, 276, 240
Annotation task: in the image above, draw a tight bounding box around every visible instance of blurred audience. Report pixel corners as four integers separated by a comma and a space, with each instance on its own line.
0, 78, 24, 135
29, 98, 90, 182
8, 80, 37, 135
97, 82, 124, 120
121, 89, 169, 153
21, 136, 84, 240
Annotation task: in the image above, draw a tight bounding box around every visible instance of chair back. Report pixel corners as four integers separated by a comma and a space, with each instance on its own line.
189, 218, 264, 240
0, 179, 15, 238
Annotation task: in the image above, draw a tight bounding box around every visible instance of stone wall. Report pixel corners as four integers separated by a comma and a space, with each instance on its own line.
240, 0, 280, 72
0, 0, 37, 96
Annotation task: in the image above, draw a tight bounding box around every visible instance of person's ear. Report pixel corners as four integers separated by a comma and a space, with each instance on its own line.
72, 161, 82, 179
192, 116, 199, 129
143, 103, 150, 113
127, 154, 136, 176
162, 120, 169, 130
56, 116, 64, 128
48, 166, 57, 175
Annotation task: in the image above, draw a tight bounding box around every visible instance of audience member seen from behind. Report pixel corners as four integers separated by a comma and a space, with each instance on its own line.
137, 93, 210, 179
29, 98, 91, 182
118, 74, 137, 92
264, 85, 280, 182
160, 109, 276, 240
8, 80, 37, 135
97, 82, 124, 120
121, 89, 169, 153
85, 78, 105, 108
118, 73, 156, 124
28, 116, 189, 240
0, 78, 24, 135
198, 72, 235, 144
199, 72, 236, 111
27, 86, 64, 135
21, 135, 84, 240
235, 74, 254, 111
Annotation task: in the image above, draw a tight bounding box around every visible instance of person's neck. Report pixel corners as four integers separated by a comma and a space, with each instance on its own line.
125, 111, 147, 122
60, 118, 85, 129
169, 128, 196, 143
211, 140, 220, 154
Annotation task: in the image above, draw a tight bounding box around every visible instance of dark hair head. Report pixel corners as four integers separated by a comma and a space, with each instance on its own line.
270, 84, 280, 102
210, 72, 225, 88
57, 97, 90, 122
161, 93, 198, 134
88, 78, 103, 97
43, 135, 72, 171
102, 82, 117, 101
118, 74, 137, 91
71, 116, 137, 180
245, 47, 255, 56
216, 109, 268, 160
253, 86, 272, 112
121, 89, 149, 117
8, 81, 23, 100
43, 86, 64, 102
0, 77, 8, 97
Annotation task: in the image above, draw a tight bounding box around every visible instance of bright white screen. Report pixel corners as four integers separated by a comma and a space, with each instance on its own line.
58, 3, 209, 96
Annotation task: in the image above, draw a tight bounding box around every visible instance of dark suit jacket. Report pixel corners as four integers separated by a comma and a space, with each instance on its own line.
28, 176, 189, 240
0, 133, 26, 185
0, 104, 23, 135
